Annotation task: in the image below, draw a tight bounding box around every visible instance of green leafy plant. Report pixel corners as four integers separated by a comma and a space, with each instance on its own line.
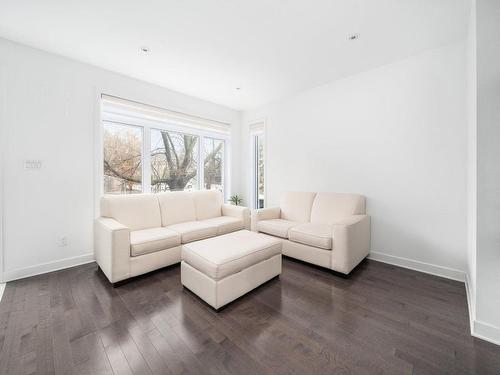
229, 194, 243, 206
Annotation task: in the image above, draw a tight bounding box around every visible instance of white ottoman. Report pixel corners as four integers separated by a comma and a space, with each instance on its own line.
181, 230, 282, 309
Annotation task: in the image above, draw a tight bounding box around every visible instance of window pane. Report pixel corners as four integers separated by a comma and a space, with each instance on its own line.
257, 134, 265, 208
151, 129, 198, 192
103, 122, 142, 194
203, 137, 224, 192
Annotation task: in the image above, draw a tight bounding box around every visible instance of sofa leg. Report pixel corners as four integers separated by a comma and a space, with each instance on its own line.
331, 269, 349, 279
112, 280, 128, 288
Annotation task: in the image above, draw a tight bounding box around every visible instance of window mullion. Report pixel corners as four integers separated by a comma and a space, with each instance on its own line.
198, 135, 204, 190
255, 136, 259, 208
143, 126, 152, 193
223, 139, 227, 201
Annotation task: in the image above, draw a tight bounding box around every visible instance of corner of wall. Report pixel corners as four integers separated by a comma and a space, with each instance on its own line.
466, 271, 500, 346
465, 272, 476, 330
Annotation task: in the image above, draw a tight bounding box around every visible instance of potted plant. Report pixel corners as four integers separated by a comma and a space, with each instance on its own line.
228, 194, 243, 206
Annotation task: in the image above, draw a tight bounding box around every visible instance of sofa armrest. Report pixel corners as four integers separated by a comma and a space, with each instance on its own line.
250, 207, 281, 231
331, 215, 371, 274
94, 217, 131, 283
222, 204, 251, 230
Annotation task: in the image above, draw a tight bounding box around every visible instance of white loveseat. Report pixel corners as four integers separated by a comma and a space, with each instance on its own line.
251, 191, 370, 275
94, 190, 250, 284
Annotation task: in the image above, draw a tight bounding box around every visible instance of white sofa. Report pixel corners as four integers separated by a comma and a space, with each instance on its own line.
94, 190, 250, 284
251, 191, 370, 275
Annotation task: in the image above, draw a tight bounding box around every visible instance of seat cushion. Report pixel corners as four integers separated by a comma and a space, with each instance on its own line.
257, 219, 301, 238
288, 223, 333, 250
130, 227, 181, 257
182, 230, 282, 280
200, 216, 245, 235
166, 221, 218, 243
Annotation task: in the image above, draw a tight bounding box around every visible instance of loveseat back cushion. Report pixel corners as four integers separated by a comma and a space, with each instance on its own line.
157, 191, 197, 226
310, 193, 366, 224
280, 191, 317, 223
193, 190, 222, 220
100, 194, 161, 231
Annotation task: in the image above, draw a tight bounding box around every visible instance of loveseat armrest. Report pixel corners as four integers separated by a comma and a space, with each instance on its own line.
94, 217, 131, 283
222, 204, 251, 230
250, 207, 281, 232
331, 215, 371, 274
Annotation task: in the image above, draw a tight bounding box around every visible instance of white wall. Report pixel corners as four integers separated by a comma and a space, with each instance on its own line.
242, 42, 468, 278
0, 38, 241, 282
474, 0, 500, 343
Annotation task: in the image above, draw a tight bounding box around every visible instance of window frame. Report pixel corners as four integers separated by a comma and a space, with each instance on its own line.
249, 121, 266, 209
98, 98, 230, 200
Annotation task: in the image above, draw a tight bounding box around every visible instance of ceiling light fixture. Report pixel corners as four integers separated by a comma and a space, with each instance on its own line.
140, 46, 150, 53
235, 87, 241, 91
347, 34, 359, 41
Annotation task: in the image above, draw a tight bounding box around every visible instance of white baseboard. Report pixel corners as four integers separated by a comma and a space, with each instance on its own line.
0, 283, 5, 302
368, 251, 466, 282
473, 320, 500, 346
3, 253, 95, 282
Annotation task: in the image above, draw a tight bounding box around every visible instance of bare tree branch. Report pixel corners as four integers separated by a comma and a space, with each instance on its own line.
104, 160, 141, 183
161, 131, 176, 171
203, 142, 223, 167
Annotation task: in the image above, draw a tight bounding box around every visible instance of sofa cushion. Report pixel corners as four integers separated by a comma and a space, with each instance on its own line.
157, 191, 197, 226
201, 216, 245, 235
310, 193, 366, 224
288, 223, 333, 250
257, 219, 300, 238
192, 190, 223, 220
166, 221, 218, 243
182, 230, 282, 280
100, 194, 161, 231
130, 227, 181, 257
280, 191, 317, 222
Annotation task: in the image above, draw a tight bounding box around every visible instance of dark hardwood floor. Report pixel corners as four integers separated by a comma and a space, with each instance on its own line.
1, 258, 500, 375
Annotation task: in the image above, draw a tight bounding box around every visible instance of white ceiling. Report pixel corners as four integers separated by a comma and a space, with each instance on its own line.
0, 0, 470, 110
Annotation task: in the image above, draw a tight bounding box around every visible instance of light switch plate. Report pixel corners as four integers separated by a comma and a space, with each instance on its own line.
24, 160, 42, 169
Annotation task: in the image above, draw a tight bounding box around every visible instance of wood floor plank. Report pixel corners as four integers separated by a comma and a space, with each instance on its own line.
34, 276, 55, 375
50, 275, 76, 375
0, 259, 499, 375
104, 343, 134, 375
